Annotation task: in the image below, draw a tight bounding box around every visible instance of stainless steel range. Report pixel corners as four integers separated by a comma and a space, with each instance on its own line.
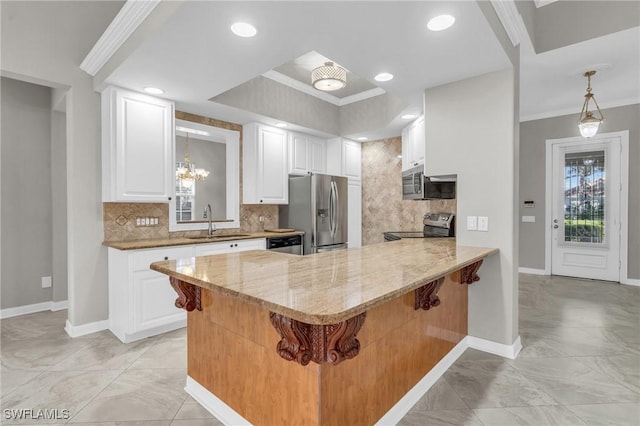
383, 213, 455, 241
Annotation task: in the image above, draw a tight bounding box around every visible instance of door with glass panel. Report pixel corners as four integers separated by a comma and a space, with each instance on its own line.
551, 138, 621, 281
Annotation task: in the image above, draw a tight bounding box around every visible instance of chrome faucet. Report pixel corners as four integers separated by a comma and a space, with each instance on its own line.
205, 203, 215, 236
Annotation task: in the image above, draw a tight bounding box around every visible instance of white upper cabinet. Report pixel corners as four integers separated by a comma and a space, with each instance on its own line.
326, 138, 361, 180
243, 123, 288, 204
102, 86, 174, 202
401, 115, 425, 171
289, 132, 327, 175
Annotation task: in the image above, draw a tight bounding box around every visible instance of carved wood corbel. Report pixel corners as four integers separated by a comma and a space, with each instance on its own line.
459, 260, 483, 285
414, 277, 445, 310
169, 277, 202, 311
269, 312, 366, 366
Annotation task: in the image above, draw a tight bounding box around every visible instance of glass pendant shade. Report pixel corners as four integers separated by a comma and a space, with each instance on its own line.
578, 115, 601, 138
311, 62, 347, 91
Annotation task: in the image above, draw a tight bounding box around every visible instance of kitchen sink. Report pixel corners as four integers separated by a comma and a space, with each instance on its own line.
187, 234, 250, 240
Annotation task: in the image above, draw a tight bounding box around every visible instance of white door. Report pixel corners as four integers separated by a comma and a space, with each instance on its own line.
550, 136, 621, 281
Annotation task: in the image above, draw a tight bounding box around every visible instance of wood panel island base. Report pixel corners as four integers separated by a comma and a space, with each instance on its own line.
151, 239, 498, 426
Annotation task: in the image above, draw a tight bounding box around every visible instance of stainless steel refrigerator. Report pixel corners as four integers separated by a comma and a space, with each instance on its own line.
279, 173, 348, 254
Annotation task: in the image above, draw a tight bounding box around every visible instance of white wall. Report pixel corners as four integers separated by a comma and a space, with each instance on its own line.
424, 68, 519, 345
1, 1, 124, 327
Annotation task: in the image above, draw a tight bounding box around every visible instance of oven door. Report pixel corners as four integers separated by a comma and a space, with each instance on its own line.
402, 168, 424, 200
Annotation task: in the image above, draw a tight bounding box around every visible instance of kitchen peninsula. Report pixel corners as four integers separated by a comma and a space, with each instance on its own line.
151, 239, 498, 426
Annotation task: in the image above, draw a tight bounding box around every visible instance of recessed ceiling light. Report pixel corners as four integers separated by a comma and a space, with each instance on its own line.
427, 14, 455, 31
374, 72, 394, 82
176, 126, 209, 136
231, 22, 257, 37
401, 114, 417, 120
357, 137, 368, 141
144, 87, 164, 95
275, 123, 288, 128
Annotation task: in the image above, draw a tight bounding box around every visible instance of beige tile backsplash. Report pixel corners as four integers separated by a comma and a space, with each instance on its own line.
361, 137, 456, 246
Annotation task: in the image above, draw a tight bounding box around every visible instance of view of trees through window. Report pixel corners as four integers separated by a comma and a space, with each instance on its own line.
564, 150, 605, 243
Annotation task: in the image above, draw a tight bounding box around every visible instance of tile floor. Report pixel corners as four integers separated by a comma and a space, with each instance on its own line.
1, 274, 639, 425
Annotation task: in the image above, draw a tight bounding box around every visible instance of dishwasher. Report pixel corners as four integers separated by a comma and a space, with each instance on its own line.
266, 235, 303, 255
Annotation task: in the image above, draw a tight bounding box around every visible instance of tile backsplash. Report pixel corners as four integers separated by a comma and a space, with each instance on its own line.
361, 137, 456, 245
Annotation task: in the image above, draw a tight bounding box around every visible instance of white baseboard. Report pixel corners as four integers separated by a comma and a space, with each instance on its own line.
0, 300, 69, 319
467, 335, 522, 359
183, 335, 521, 426
185, 376, 251, 426
518, 267, 547, 275
374, 337, 469, 426
64, 319, 109, 338
50, 300, 69, 311
621, 277, 640, 287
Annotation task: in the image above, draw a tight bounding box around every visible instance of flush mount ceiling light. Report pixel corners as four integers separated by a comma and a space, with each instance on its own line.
577, 70, 605, 138
374, 72, 394, 82
357, 137, 368, 141
401, 114, 417, 120
144, 87, 164, 95
311, 62, 347, 91
427, 14, 455, 31
230, 22, 257, 37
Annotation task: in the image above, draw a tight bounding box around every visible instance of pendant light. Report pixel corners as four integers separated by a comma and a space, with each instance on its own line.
176, 133, 210, 188
577, 70, 604, 138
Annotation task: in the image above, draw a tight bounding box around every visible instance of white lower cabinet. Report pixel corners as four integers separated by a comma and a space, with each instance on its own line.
108, 246, 192, 343
195, 238, 266, 256
109, 239, 267, 343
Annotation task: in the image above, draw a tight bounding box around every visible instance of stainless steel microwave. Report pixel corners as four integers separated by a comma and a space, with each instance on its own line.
402, 166, 456, 200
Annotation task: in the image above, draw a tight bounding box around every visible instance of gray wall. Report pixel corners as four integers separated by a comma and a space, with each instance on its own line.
175, 136, 226, 220
1, 1, 124, 326
1, 77, 53, 309
425, 68, 519, 346
51, 110, 68, 303
519, 103, 640, 280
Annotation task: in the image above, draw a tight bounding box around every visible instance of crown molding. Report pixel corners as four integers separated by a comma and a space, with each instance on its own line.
520, 97, 640, 122
489, 0, 528, 47
262, 70, 385, 107
80, 0, 161, 76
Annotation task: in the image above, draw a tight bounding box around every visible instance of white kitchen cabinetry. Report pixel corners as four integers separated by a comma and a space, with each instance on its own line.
108, 246, 192, 343
195, 238, 266, 256
348, 179, 362, 248
401, 115, 425, 171
289, 132, 327, 175
102, 86, 175, 202
243, 123, 289, 204
326, 138, 361, 180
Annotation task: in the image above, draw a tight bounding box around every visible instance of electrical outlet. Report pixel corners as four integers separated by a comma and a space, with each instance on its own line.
478, 216, 489, 232
466, 216, 477, 231
42, 276, 52, 288
136, 217, 141, 226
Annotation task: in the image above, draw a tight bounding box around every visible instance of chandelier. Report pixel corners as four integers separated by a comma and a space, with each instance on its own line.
577, 70, 604, 138
311, 61, 347, 91
176, 133, 209, 188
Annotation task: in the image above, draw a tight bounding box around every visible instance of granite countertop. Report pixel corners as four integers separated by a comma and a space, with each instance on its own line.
150, 238, 498, 324
103, 230, 305, 250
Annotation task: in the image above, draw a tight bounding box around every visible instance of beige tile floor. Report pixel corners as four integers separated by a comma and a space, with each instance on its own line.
1, 274, 639, 425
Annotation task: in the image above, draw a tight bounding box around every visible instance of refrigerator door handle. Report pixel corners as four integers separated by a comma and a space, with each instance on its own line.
332, 180, 339, 237
329, 181, 336, 238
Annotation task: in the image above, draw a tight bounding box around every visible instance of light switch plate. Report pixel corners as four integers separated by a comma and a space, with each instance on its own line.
478, 216, 489, 232
522, 215, 536, 223
467, 216, 477, 231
